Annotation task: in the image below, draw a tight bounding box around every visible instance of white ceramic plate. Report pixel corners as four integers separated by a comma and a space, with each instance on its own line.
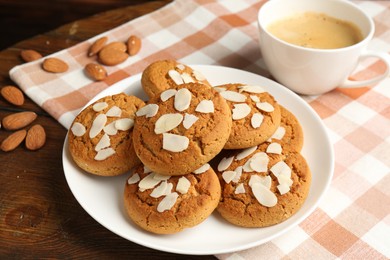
62, 65, 334, 255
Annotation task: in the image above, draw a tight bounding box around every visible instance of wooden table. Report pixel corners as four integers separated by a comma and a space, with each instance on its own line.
0, 1, 216, 258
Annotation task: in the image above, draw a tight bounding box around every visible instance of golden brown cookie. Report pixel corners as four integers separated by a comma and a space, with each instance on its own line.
132, 82, 232, 176
123, 163, 221, 234
215, 142, 311, 227
266, 106, 304, 152
141, 59, 211, 99
68, 93, 145, 176
215, 83, 281, 149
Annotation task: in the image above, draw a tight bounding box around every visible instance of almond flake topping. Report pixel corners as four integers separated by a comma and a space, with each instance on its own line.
127, 173, 140, 184
115, 118, 134, 131
160, 89, 177, 102
249, 175, 272, 189
251, 182, 277, 207
269, 126, 286, 140
168, 70, 184, 85
136, 104, 159, 118
95, 133, 110, 151
93, 102, 108, 112
249, 152, 269, 173
256, 102, 274, 112
213, 87, 226, 93
192, 70, 206, 81
106, 106, 122, 117
193, 163, 210, 174
251, 113, 264, 128
162, 133, 189, 152
277, 183, 290, 195
176, 64, 185, 70
150, 181, 172, 198
195, 100, 214, 113
232, 103, 251, 120
238, 85, 265, 94
218, 156, 234, 171
232, 166, 243, 183
89, 114, 107, 138
174, 88, 192, 112
103, 121, 117, 135
153, 173, 171, 181
266, 142, 282, 154
138, 172, 161, 191
181, 72, 195, 83
236, 146, 257, 161
270, 161, 291, 178
250, 95, 260, 103
222, 171, 236, 184
154, 113, 183, 134
71, 122, 86, 137
157, 192, 179, 212
235, 183, 246, 194
176, 177, 191, 194
220, 90, 246, 102
94, 147, 115, 161
183, 113, 198, 129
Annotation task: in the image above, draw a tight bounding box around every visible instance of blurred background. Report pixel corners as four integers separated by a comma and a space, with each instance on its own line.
0, 0, 155, 50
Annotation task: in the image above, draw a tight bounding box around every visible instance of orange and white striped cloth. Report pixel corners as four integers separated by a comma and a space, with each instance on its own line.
9, 0, 390, 259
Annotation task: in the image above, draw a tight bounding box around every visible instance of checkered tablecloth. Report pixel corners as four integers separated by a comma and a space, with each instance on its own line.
9, 0, 390, 258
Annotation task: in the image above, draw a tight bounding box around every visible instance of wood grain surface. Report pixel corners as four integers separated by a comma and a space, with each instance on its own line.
0, 1, 216, 258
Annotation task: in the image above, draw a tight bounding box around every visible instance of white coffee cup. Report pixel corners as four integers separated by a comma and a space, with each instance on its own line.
257, 0, 390, 95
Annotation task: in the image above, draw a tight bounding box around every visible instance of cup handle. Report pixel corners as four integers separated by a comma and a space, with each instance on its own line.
340, 50, 390, 88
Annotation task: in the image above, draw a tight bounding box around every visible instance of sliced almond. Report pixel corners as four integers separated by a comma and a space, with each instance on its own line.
249, 175, 272, 190
93, 102, 108, 112
232, 103, 251, 120
42, 57, 68, 73
238, 85, 265, 94
232, 166, 243, 183
127, 173, 140, 184
88, 36, 108, 56
192, 70, 206, 81
0, 129, 27, 152
183, 113, 198, 129
154, 113, 183, 134
71, 122, 86, 137
85, 63, 107, 81
193, 163, 210, 174
235, 183, 246, 194
277, 183, 290, 195
106, 106, 122, 117
150, 181, 169, 198
270, 161, 291, 178
249, 152, 269, 173
2, 111, 37, 131
20, 49, 42, 62
89, 114, 107, 138
256, 102, 274, 112
103, 121, 117, 135
251, 182, 277, 207
168, 70, 184, 85
266, 142, 282, 154
157, 192, 179, 212
136, 104, 159, 118
220, 90, 246, 102
181, 73, 195, 83
195, 100, 214, 113
94, 147, 115, 160
138, 172, 161, 191
235, 146, 257, 161
160, 89, 177, 102
251, 113, 264, 129
269, 126, 286, 141
176, 64, 185, 71
95, 133, 110, 151
115, 118, 134, 131
222, 171, 236, 184
218, 156, 234, 171
153, 173, 171, 181
176, 177, 191, 194
250, 95, 260, 103
25, 124, 46, 151
213, 87, 226, 93
174, 88, 192, 112
1, 85, 25, 106
162, 133, 189, 152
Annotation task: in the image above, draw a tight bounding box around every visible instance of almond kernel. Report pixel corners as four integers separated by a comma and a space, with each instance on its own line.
2, 111, 37, 131
25, 124, 46, 150
1, 129, 27, 152
1, 85, 24, 106
42, 57, 68, 73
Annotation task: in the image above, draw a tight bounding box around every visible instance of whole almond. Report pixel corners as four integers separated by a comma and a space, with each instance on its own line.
2, 111, 37, 131
85, 63, 107, 81
88, 36, 108, 57
98, 48, 128, 66
104, 42, 127, 53
26, 124, 46, 151
42, 57, 68, 73
20, 49, 43, 62
127, 35, 141, 56
1, 85, 24, 106
1, 129, 27, 152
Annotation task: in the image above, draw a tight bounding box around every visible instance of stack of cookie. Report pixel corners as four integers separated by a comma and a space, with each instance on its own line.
68, 60, 311, 234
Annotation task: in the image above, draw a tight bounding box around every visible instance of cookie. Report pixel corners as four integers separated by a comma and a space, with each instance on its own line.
141, 59, 211, 99
215, 142, 311, 227
123, 163, 221, 234
132, 82, 232, 176
68, 93, 145, 176
215, 83, 281, 149
266, 106, 304, 152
